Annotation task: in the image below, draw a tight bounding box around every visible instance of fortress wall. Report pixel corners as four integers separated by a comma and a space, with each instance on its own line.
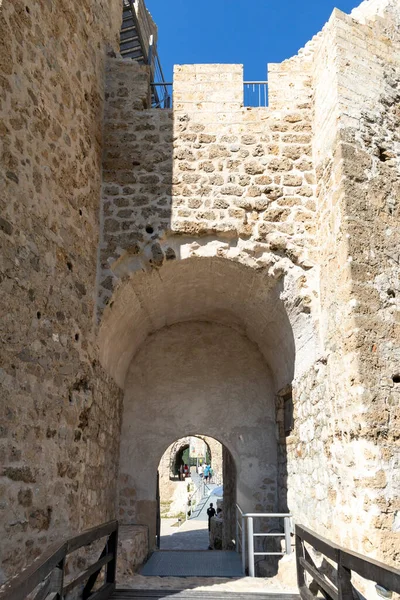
334, 6, 400, 563
171, 64, 316, 248
287, 5, 400, 566
99, 61, 318, 312
1, 0, 398, 585
286, 9, 356, 549
0, 0, 123, 581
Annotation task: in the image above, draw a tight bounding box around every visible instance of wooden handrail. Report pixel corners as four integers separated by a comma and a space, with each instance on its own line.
0, 521, 118, 600
295, 524, 400, 600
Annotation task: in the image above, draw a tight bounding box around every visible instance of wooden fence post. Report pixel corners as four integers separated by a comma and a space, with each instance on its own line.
338, 551, 353, 600
106, 525, 118, 586
57, 556, 66, 600
295, 533, 306, 593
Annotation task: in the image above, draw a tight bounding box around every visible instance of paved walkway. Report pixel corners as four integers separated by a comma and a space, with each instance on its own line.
140, 473, 231, 577
160, 474, 221, 551
161, 519, 210, 551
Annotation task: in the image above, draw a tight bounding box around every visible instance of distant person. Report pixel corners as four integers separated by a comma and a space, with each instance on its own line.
207, 502, 216, 531
183, 463, 189, 478
198, 464, 204, 478
209, 467, 214, 483
204, 464, 210, 483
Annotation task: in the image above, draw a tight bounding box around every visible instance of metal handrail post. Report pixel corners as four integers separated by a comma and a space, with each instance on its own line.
241, 515, 246, 574
284, 516, 291, 554
248, 516, 255, 577
235, 507, 239, 553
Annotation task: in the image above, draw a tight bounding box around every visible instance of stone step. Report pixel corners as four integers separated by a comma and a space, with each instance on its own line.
113, 591, 300, 599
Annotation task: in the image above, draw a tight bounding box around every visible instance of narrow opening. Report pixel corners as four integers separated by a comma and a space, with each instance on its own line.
145, 225, 154, 234
392, 374, 400, 384
243, 81, 269, 108
75, 333, 79, 342
36, 311, 41, 319
66, 261, 73, 271
284, 392, 294, 435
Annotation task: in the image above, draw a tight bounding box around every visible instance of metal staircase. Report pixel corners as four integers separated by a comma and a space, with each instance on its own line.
119, 1, 171, 108
120, 1, 146, 62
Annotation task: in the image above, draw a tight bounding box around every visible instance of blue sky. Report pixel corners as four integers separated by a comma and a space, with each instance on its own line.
148, 0, 362, 82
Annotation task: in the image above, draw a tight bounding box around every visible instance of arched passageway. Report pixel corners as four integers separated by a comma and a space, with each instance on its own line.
119, 320, 277, 545
157, 434, 234, 550
99, 256, 316, 549
163, 435, 217, 481
162, 435, 222, 481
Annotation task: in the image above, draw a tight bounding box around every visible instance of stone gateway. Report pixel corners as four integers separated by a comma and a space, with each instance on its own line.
0, 0, 399, 584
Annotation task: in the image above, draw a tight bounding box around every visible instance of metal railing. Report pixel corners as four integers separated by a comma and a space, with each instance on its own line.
148, 38, 171, 108
236, 504, 292, 577
151, 82, 172, 109
149, 81, 268, 109
188, 472, 213, 519
244, 81, 268, 107
121, 0, 170, 108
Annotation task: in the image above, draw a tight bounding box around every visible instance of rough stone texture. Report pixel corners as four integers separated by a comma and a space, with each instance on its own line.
0, 0, 123, 582
287, 1, 400, 567
209, 515, 223, 550
99, 62, 318, 312
222, 445, 236, 550
117, 525, 148, 580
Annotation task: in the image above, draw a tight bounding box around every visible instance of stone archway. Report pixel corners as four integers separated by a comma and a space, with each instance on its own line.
159, 435, 221, 481
157, 433, 236, 550
99, 255, 318, 548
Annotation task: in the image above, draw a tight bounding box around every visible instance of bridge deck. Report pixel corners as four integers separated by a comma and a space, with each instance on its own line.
140, 550, 244, 578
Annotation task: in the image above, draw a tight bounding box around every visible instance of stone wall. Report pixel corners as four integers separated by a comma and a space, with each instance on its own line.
99, 33, 321, 559
287, 1, 400, 567
99, 60, 319, 315
99, 58, 172, 310
117, 525, 148, 579
0, 0, 123, 581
